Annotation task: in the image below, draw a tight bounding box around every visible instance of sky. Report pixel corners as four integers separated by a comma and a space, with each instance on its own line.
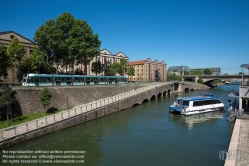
1, 0, 249, 74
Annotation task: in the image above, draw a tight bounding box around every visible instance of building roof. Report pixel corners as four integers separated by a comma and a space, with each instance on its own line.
0, 31, 36, 44
128, 60, 145, 65
241, 63, 249, 69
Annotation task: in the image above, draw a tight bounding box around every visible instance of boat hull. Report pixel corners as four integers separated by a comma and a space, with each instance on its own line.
181, 107, 223, 116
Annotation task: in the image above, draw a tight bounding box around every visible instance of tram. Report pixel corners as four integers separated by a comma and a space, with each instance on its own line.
22, 73, 127, 86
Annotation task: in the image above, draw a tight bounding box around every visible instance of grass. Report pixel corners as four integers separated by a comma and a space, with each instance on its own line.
0, 108, 69, 130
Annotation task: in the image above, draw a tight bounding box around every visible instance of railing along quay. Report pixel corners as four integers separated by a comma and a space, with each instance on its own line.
0, 83, 168, 141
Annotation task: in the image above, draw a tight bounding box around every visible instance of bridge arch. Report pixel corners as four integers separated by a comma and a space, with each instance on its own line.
142, 99, 149, 103
157, 92, 162, 98
132, 103, 140, 107
163, 91, 167, 96
185, 88, 189, 92
150, 95, 156, 100
167, 89, 171, 95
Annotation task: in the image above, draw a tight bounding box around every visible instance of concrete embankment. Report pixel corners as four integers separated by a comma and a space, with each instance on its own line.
0, 82, 209, 148
224, 119, 249, 166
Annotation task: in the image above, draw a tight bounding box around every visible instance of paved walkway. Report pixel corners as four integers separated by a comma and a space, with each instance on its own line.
224, 119, 249, 166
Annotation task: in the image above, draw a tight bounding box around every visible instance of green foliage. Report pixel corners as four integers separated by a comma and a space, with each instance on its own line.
167, 73, 182, 81
7, 38, 25, 63
203, 68, 212, 75
7, 38, 26, 83
91, 61, 105, 76
238, 72, 243, 75
108, 58, 130, 76
0, 108, 67, 129
20, 46, 56, 75
244, 98, 249, 104
191, 70, 203, 75
109, 62, 121, 76
0, 44, 12, 78
127, 66, 135, 76
39, 88, 52, 111
34, 12, 101, 75
119, 58, 128, 76
197, 78, 203, 84
0, 85, 17, 113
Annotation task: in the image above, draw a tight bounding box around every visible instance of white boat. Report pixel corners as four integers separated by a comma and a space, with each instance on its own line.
168, 94, 225, 115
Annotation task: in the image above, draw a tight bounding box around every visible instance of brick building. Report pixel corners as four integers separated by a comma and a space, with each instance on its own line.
128, 58, 167, 82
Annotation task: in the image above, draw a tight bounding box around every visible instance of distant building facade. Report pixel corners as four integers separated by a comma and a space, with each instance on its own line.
59, 48, 129, 76
128, 58, 167, 82
0, 31, 37, 84
168, 66, 190, 75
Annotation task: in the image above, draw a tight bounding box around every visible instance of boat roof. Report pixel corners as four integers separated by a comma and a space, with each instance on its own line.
175, 96, 220, 101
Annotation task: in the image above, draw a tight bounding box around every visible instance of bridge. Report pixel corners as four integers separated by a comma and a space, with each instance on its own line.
182, 75, 249, 87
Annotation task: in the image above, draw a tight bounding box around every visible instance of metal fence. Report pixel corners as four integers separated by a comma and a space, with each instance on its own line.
0, 83, 166, 141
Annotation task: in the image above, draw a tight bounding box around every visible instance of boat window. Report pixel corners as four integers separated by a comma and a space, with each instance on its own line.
193, 101, 203, 106
203, 100, 211, 105
197, 101, 203, 106
183, 100, 189, 106
213, 100, 219, 104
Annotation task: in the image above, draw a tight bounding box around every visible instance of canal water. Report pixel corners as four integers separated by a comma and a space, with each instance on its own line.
3, 84, 239, 166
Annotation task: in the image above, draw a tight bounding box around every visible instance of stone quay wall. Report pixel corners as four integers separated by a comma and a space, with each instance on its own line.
14, 85, 141, 115
0, 82, 209, 148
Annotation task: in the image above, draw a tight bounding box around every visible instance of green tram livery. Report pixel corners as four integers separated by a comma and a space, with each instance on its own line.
22, 74, 127, 86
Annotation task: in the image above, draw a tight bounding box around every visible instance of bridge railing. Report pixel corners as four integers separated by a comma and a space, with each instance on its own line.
0, 83, 169, 141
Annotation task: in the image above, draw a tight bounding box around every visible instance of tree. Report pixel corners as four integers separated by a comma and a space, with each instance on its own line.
197, 78, 203, 84
34, 12, 101, 75
67, 19, 101, 75
39, 88, 52, 112
127, 66, 135, 76
19, 46, 56, 75
109, 62, 121, 76
0, 44, 12, 79
167, 72, 182, 81
0, 85, 17, 121
91, 61, 105, 76
203, 68, 212, 75
7, 38, 25, 83
118, 58, 128, 76
191, 70, 203, 75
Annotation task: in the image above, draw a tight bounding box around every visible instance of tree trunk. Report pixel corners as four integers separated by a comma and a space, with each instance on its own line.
84, 63, 87, 75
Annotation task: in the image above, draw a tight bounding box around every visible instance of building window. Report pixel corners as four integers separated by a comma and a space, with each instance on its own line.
10, 35, 15, 39
97, 57, 100, 62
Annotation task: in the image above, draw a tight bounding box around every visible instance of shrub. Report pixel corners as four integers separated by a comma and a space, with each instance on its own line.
39, 88, 52, 112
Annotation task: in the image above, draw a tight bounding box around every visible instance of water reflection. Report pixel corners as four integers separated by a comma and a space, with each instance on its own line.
169, 111, 224, 129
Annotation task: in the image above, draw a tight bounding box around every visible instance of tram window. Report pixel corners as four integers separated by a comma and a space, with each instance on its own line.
74, 77, 79, 82
46, 77, 51, 83
27, 76, 34, 83
56, 77, 61, 82
62, 78, 66, 82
